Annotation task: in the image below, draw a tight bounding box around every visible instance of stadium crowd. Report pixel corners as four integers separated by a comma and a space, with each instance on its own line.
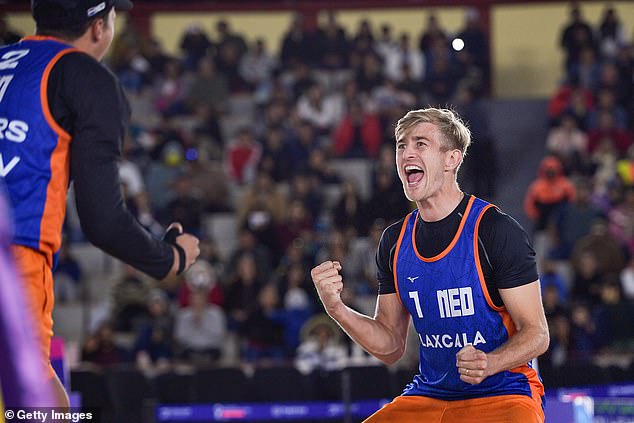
1, 3, 632, 380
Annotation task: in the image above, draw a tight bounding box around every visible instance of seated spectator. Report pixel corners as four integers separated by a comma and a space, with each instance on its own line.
81, 321, 128, 368
179, 24, 212, 71
587, 110, 633, 157
240, 283, 286, 364
547, 78, 593, 127
225, 127, 262, 185
384, 33, 425, 82
178, 259, 224, 308
593, 279, 634, 351
111, 266, 153, 332
307, 148, 341, 184
524, 156, 576, 233
134, 289, 174, 376
333, 100, 382, 159
607, 187, 634, 255
174, 285, 226, 366
546, 113, 589, 175
224, 253, 263, 330
153, 59, 187, 117
586, 88, 628, 130
162, 174, 204, 237
568, 302, 597, 362
332, 180, 367, 236
184, 57, 229, 115
295, 314, 347, 374
296, 82, 342, 135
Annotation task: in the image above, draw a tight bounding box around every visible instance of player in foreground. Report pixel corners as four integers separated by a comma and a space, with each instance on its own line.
311, 108, 549, 422
0, 0, 199, 407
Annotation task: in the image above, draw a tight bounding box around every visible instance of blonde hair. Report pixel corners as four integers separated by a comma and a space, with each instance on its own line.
394, 108, 471, 155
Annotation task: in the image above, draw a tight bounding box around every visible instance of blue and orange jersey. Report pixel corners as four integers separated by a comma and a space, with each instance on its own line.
393, 195, 544, 401
0, 36, 78, 266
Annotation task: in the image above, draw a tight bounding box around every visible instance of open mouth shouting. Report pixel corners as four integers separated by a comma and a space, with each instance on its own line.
405, 165, 424, 186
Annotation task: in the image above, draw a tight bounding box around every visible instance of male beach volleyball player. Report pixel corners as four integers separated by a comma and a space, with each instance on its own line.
311, 108, 549, 422
0, 0, 199, 406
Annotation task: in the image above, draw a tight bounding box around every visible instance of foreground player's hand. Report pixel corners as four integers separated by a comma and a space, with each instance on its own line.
311, 261, 344, 315
166, 222, 200, 275
456, 344, 489, 385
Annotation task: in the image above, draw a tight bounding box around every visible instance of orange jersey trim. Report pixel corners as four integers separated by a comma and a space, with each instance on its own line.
391, 211, 414, 303
37, 47, 78, 261
412, 195, 475, 262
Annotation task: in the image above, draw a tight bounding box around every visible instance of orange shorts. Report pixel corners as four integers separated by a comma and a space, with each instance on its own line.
364, 393, 544, 423
10, 245, 56, 379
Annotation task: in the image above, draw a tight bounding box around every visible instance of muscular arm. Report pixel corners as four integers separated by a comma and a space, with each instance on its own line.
457, 280, 549, 384
488, 281, 550, 372
311, 261, 411, 365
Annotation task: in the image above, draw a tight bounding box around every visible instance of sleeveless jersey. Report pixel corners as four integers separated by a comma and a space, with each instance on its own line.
0, 37, 78, 266
393, 195, 544, 400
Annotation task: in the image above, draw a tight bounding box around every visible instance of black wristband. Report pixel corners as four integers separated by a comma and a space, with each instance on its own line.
163, 227, 186, 275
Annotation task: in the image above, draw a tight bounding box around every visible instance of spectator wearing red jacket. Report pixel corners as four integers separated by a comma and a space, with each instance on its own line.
333, 101, 382, 158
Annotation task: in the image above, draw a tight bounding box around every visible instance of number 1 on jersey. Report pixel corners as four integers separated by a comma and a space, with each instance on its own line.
409, 291, 424, 318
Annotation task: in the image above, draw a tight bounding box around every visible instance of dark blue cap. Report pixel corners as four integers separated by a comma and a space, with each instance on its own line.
32, 0, 133, 28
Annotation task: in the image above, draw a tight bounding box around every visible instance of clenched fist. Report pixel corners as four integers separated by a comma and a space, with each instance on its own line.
311, 261, 344, 315
456, 344, 489, 385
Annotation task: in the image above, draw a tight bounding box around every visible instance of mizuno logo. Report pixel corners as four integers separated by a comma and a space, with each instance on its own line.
407, 276, 419, 283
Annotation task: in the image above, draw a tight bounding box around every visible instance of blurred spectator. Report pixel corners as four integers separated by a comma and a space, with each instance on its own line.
153, 59, 187, 117
81, 321, 128, 367
543, 314, 570, 367
333, 100, 382, 158
240, 283, 286, 364
559, 5, 594, 73
226, 228, 273, 284
351, 19, 375, 55
540, 260, 569, 307
224, 253, 263, 329
332, 180, 367, 235
568, 302, 597, 361
572, 219, 625, 276
295, 314, 347, 374
225, 127, 262, 185
53, 243, 82, 303
187, 153, 231, 213
185, 57, 229, 115
215, 19, 248, 58
215, 41, 250, 93
456, 8, 489, 91
174, 285, 226, 365
355, 52, 385, 94
306, 148, 341, 185
179, 24, 213, 71
524, 156, 576, 232
550, 178, 603, 260
315, 11, 349, 69
419, 14, 447, 56
547, 77, 594, 127
587, 88, 628, 130
280, 13, 315, 67
275, 200, 313, 253
111, 266, 153, 332
239, 38, 277, 87
374, 23, 397, 64
587, 110, 633, 157
286, 120, 320, 174
546, 112, 589, 174
134, 289, 175, 375
594, 278, 634, 351
259, 125, 292, 183
384, 33, 425, 83
162, 174, 204, 237
296, 82, 342, 135
607, 187, 634, 255
288, 172, 323, 222
569, 47, 601, 91
597, 7, 626, 60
